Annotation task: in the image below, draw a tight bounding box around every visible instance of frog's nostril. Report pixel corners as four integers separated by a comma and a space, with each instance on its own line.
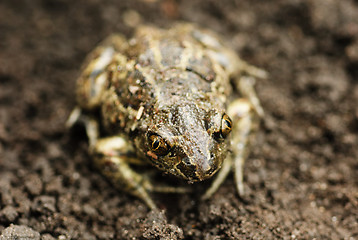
182, 156, 191, 165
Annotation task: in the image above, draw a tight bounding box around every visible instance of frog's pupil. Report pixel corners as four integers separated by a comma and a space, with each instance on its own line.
225, 119, 231, 129
152, 139, 160, 149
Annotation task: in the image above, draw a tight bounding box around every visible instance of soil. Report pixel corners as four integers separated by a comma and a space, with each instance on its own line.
1, 0, 358, 239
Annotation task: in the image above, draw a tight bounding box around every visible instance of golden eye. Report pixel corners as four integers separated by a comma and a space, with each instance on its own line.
148, 134, 170, 156
220, 114, 232, 138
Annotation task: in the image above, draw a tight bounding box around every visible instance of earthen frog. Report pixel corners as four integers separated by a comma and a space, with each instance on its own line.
67, 23, 266, 209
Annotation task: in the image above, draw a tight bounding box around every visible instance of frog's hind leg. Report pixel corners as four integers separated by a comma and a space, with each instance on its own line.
66, 109, 99, 148
67, 34, 128, 129
237, 75, 265, 118
76, 34, 128, 110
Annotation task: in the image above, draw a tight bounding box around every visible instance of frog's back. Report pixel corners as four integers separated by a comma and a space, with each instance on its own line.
77, 24, 237, 134
130, 23, 236, 84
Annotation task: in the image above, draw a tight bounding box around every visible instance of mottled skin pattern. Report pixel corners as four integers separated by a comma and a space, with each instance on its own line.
68, 23, 267, 209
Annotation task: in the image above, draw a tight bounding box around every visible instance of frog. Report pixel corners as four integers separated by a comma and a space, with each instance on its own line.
67, 23, 267, 209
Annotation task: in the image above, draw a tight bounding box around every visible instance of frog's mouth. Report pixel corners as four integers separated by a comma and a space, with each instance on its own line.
174, 155, 221, 182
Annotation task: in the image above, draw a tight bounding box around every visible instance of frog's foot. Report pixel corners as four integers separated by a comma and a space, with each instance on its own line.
238, 59, 268, 81
203, 98, 258, 199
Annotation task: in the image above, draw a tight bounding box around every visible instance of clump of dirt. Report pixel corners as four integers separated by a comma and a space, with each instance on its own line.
1, 0, 357, 239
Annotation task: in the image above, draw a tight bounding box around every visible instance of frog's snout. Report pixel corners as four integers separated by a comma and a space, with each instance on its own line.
176, 155, 219, 182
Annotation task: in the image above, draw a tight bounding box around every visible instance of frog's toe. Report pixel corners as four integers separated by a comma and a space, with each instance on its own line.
65, 106, 82, 129
234, 156, 245, 196
131, 182, 157, 209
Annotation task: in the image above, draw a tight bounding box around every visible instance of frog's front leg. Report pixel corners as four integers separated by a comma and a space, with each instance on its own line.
91, 135, 158, 209
79, 117, 188, 210
203, 98, 259, 199
203, 69, 263, 199
228, 98, 260, 195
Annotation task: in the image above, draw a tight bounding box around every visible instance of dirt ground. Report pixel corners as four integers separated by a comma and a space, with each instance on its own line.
0, 0, 357, 239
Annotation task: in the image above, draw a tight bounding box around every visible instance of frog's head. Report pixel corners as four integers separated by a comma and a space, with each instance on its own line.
143, 103, 232, 182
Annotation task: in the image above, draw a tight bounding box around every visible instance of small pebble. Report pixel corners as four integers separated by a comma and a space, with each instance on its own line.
0, 224, 40, 240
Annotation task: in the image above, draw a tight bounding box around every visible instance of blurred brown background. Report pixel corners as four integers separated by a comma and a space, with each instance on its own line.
0, 0, 357, 239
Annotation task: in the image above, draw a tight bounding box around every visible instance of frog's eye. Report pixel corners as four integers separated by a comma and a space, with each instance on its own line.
148, 134, 170, 156
220, 114, 232, 138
